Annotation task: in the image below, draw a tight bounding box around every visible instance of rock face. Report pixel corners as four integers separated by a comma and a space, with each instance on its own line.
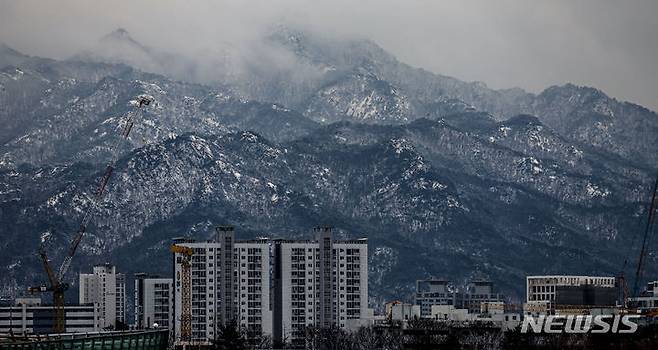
0, 28, 656, 304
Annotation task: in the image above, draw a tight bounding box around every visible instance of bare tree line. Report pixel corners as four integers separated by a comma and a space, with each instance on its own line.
205, 320, 658, 350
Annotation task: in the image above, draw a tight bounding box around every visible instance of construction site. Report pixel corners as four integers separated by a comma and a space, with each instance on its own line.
0, 95, 158, 347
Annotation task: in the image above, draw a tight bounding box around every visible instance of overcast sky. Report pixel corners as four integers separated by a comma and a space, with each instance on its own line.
1, 0, 657, 110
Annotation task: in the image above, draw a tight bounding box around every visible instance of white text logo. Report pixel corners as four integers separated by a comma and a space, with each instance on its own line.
520, 315, 640, 334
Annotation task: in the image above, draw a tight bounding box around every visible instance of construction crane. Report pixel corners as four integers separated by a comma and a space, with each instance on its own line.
171, 244, 193, 342
27, 95, 154, 333
617, 171, 658, 310
631, 172, 658, 303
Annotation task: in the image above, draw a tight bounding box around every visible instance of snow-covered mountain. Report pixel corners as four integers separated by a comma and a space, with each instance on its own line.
0, 27, 656, 304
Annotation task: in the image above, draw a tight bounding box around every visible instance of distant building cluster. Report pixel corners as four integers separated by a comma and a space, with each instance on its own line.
0, 264, 131, 335
0, 226, 370, 344
415, 279, 506, 316
5, 224, 658, 344
381, 279, 518, 330
379, 274, 627, 332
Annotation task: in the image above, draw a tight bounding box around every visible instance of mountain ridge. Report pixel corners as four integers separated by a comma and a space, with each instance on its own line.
0, 27, 656, 305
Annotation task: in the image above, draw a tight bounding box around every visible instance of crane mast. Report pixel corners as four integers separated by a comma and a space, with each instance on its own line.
171, 244, 194, 342
632, 172, 658, 300
28, 95, 154, 333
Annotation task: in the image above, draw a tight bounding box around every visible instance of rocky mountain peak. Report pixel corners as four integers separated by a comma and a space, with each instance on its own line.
107, 27, 129, 38
99, 27, 148, 52
539, 83, 610, 105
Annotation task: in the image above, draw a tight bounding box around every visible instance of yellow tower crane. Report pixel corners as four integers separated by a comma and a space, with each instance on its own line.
171, 244, 194, 342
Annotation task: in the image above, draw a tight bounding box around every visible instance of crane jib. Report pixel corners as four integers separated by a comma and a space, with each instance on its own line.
96, 165, 114, 196
122, 121, 134, 138
30, 95, 153, 333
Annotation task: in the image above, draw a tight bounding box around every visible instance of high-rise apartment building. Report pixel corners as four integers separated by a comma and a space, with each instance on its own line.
171, 226, 368, 347
172, 227, 272, 344
79, 264, 126, 328
134, 273, 174, 330
272, 227, 368, 346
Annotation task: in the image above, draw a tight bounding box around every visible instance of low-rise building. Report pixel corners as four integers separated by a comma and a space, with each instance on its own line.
0, 297, 100, 334
430, 305, 470, 322
523, 300, 550, 316
134, 274, 174, 330
430, 302, 520, 330
79, 264, 127, 329
461, 281, 507, 313
526, 275, 616, 311
415, 279, 505, 316
629, 280, 658, 311
480, 302, 521, 330
386, 301, 420, 321
0, 329, 169, 350
415, 280, 454, 317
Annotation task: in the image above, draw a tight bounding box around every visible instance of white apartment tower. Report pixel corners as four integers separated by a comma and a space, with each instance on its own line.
171, 226, 369, 347
172, 227, 272, 345
134, 273, 174, 330
272, 227, 368, 346
79, 264, 127, 328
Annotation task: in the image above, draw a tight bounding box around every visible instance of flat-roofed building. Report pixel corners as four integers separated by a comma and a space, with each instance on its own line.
79, 264, 127, 329
628, 280, 658, 310
526, 275, 616, 310
0, 297, 100, 334
134, 274, 174, 330
461, 281, 506, 313
386, 301, 420, 321
415, 279, 505, 316
415, 280, 454, 317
